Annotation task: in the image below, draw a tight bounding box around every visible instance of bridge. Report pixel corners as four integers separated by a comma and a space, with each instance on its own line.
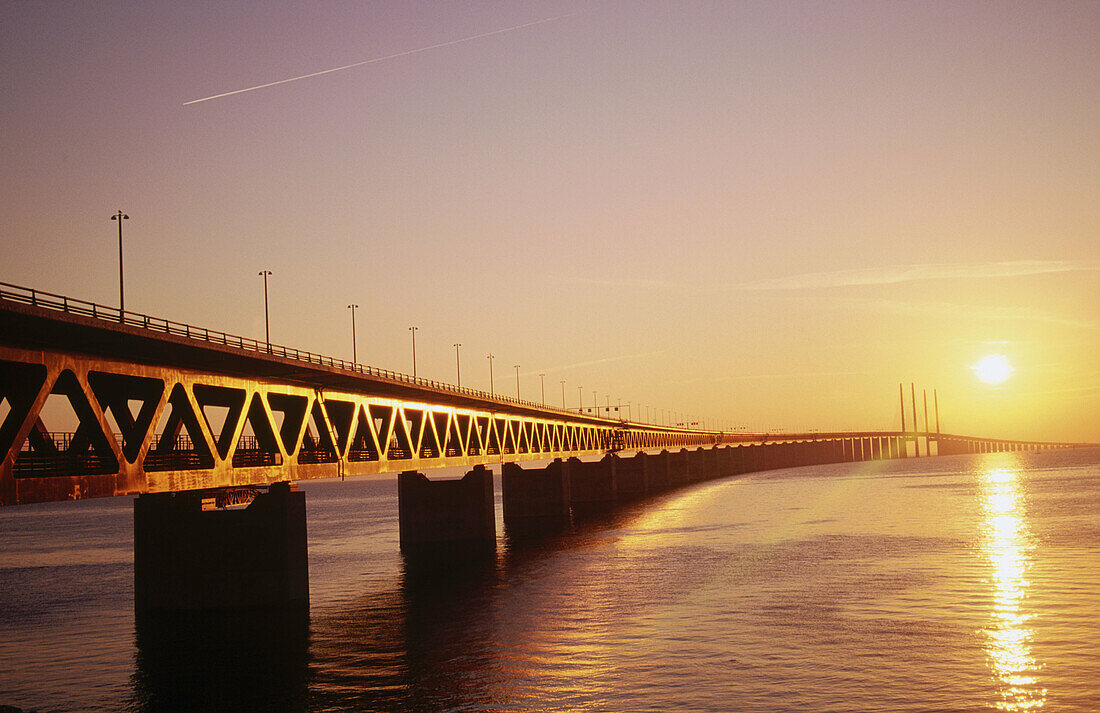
0, 281, 1086, 616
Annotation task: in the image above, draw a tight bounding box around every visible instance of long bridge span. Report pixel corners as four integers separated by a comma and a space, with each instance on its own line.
0, 282, 1088, 615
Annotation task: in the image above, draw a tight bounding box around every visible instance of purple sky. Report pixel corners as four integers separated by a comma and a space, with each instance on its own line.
2, 1, 1097, 441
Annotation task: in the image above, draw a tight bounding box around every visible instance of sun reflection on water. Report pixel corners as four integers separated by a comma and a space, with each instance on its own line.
980, 464, 1045, 710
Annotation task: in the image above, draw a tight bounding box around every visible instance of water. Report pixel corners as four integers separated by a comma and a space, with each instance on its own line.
2, 449, 1099, 712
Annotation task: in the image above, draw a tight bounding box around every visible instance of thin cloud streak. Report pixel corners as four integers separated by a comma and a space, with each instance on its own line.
813, 295, 1098, 330
184, 13, 578, 105
539, 350, 664, 375
734, 260, 1098, 291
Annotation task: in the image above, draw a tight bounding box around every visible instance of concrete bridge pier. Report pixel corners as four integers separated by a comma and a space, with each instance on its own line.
718, 446, 738, 475
645, 450, 672, 491
568, 456, 618, 514
502, 459, 571, 534
763, 442, 781, 469
753, 443, 772, 470
730, 445, 750, 474
398, 466, 496, 552
694, 446, 719, 480
669, 449, 693, 485
615, 452, 649, 499
133, 482, 308, 618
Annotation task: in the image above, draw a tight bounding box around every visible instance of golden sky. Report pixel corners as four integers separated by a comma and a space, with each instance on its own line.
1, 2, 1097, 442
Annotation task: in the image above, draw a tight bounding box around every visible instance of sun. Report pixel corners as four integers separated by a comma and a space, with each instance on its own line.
973, 354, 1014, 385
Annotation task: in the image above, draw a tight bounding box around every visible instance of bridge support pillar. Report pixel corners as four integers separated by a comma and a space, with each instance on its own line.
568, 456, 618, 514
717, 446, 736, 475
744, 443, 763, 472
729, 445, 749, 474
645, 450, 672, 491
398, 466, 495, 551
669, 449, 692, 484
616, 452, 649, 499
795, 441, 813, 466
134, 482, 308, 617
935, 438, 956, 456
686, 447, 708, 480
502, 459, 571, 533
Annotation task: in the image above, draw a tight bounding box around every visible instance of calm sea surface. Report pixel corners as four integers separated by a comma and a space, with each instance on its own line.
2, 448, 1099, 712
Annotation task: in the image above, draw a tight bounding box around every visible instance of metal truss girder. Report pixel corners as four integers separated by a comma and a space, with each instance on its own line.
0, 346, 713, 506
1, 345, 1074, 506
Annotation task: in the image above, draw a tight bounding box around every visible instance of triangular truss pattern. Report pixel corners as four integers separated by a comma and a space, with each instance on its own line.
5, 344, 853, 507
515, 421, 528, 454
87, 371, 164, 464
429, 411, 450, 458
348, 405, 380, 461
145, 383, 215, 471
389, 407, 414, 460
403, 409, 428, 458
300, 399, 338, 464
485, 417, 501, 455
0, 360, 47, 460
192, 384, 246, 460
472, 416, 489, 456
14, 370, 119, 478
368, 404, 395, 459
325, 399, 355, 456
497, 418, 514, 455
232, 393, 281, 467
267, 393, 308, 456
444, 413, 465, 457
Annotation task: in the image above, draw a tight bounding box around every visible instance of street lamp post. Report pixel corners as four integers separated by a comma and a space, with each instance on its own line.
409, 326, 418, 378
561, 379, 566, 409
347, 304, 358, 363
577, 386, 583, 413
110, 210, 129, 320
454, 343, 462, 388
487, 353, 495, 394
258, 270, 272, 352
539, 373, 546, 404
513, 365, 521, 399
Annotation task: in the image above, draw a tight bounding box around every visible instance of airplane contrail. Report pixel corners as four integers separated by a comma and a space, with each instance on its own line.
184, 12, 577, 106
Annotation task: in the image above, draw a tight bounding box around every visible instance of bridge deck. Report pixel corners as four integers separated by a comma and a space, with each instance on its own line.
0, 282, 1084, 506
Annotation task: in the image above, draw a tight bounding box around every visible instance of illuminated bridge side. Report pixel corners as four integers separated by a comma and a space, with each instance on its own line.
0, 343, 727, 506
0, 285, 723, 507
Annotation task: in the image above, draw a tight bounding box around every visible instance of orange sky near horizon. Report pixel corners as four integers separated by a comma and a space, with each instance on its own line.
1, 2, 1097, 442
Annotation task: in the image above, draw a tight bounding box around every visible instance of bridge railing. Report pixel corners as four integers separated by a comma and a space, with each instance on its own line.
0, 281, 699, 430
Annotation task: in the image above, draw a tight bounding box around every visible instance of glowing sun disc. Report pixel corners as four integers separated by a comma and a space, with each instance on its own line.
974, 354, 1013, 384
